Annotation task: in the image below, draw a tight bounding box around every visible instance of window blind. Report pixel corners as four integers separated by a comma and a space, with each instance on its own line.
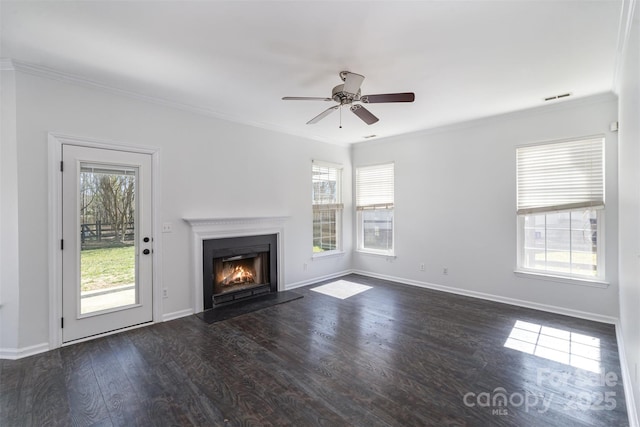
312, 161, 343, 210
516, 137, 604, 215
356, 162, 394, 210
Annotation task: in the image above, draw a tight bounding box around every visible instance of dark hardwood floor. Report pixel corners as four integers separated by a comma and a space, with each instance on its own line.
0, 274, 630, 426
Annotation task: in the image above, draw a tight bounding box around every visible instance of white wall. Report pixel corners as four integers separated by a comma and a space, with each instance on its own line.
0, 66, 21, 353
618, 0, 640, 417
352, 94, 619, 319
5, 69, 352, 350
0, 65, 626, 354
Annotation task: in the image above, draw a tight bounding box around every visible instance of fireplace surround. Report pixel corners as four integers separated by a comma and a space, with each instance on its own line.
203, 234, 277, 309
184, 217, 287, 313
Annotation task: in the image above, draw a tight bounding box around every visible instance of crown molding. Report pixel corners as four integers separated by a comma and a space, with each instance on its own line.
612, 0, 638, 94
3, 55, 620, 148
352, 91, 617, 148
2, 58, 344, 146
8, 58, 240, 120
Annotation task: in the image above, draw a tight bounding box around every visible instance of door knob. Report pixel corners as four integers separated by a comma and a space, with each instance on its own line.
143, 237, 150, 243
143, 249, 150, 255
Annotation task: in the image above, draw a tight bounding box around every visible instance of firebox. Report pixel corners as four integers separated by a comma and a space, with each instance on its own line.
202, 234, 277, 309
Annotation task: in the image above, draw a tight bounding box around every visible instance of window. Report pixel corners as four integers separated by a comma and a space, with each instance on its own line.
516, 137, 604, 280
312, 161, 343, 255
356, 162, 394, 255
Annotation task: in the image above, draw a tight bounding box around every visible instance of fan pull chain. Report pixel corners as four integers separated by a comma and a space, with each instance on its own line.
339, 106, 342, 129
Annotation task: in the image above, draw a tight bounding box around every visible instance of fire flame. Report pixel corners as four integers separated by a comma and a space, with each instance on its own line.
221, 264, 255, 285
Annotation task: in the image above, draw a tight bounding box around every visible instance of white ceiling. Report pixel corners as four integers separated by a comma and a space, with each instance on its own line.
0, 1, 624, 144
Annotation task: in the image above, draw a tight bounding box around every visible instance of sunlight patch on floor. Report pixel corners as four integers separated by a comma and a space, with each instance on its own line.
311, 280, 372, 300
504, 320, 601, 373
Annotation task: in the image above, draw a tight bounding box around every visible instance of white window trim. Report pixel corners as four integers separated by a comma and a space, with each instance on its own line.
312, 250, 346, 259
355, 162, 395, 256
312, 160, 343, 258
513, 270, 609, 288
355, 249, 397, 259
515, 135, 606, 286
355, 209, 395, 256
515, 210, 607, 286
311, 207, 344, 259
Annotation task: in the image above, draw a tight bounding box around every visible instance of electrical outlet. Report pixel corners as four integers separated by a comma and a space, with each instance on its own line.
443, 267, 448, 275
162, 288, 168, 298
303, 263, 308, 271
420, 263, 425, 271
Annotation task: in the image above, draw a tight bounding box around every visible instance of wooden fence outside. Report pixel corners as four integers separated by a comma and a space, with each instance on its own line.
81, 221, 135, 244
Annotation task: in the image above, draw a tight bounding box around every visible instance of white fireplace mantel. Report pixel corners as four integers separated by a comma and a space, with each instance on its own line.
183, 216, 288, 313
184, 216, 289, 230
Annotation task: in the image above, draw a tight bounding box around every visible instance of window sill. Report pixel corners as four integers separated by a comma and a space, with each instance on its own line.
312, 250, 346, 260
514, 270, 609, 288
355, 249, 396, 259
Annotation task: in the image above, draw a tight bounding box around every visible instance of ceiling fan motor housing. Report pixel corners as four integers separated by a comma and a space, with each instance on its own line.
332, 84, 360, 105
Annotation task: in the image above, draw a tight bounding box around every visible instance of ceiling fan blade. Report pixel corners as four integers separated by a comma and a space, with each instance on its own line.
342, 72, 365, 95
282, 96, 333, 101
360, 92, 415, 103
307, 105, 339, 124
350, 104, 379, 125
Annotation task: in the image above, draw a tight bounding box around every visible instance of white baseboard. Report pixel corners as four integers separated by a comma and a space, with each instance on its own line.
615, 320, 639, 427
352, 270, 618, 325
162, 308, 194, 322
0, 342, 50, 360
285, 269, 354, 290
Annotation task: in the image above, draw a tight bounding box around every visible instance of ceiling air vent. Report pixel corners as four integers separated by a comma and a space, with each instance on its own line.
363, 134, 377, 139
544, 93, 572, 102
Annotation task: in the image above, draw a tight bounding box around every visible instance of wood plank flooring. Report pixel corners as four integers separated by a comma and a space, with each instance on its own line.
0, 274, 630, 426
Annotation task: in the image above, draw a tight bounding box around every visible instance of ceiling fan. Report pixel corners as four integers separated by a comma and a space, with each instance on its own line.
282, 71, 415, 126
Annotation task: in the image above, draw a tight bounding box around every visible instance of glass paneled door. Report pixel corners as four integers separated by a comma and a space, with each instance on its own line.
61, 145, 153, 343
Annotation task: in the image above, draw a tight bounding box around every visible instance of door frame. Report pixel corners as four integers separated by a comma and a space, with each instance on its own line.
47, 132, 162, 349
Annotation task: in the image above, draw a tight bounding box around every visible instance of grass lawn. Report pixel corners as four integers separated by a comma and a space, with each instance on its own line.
81, 245, 135, 291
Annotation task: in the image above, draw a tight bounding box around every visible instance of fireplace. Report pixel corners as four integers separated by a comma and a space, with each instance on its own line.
202, 234, 278, 310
